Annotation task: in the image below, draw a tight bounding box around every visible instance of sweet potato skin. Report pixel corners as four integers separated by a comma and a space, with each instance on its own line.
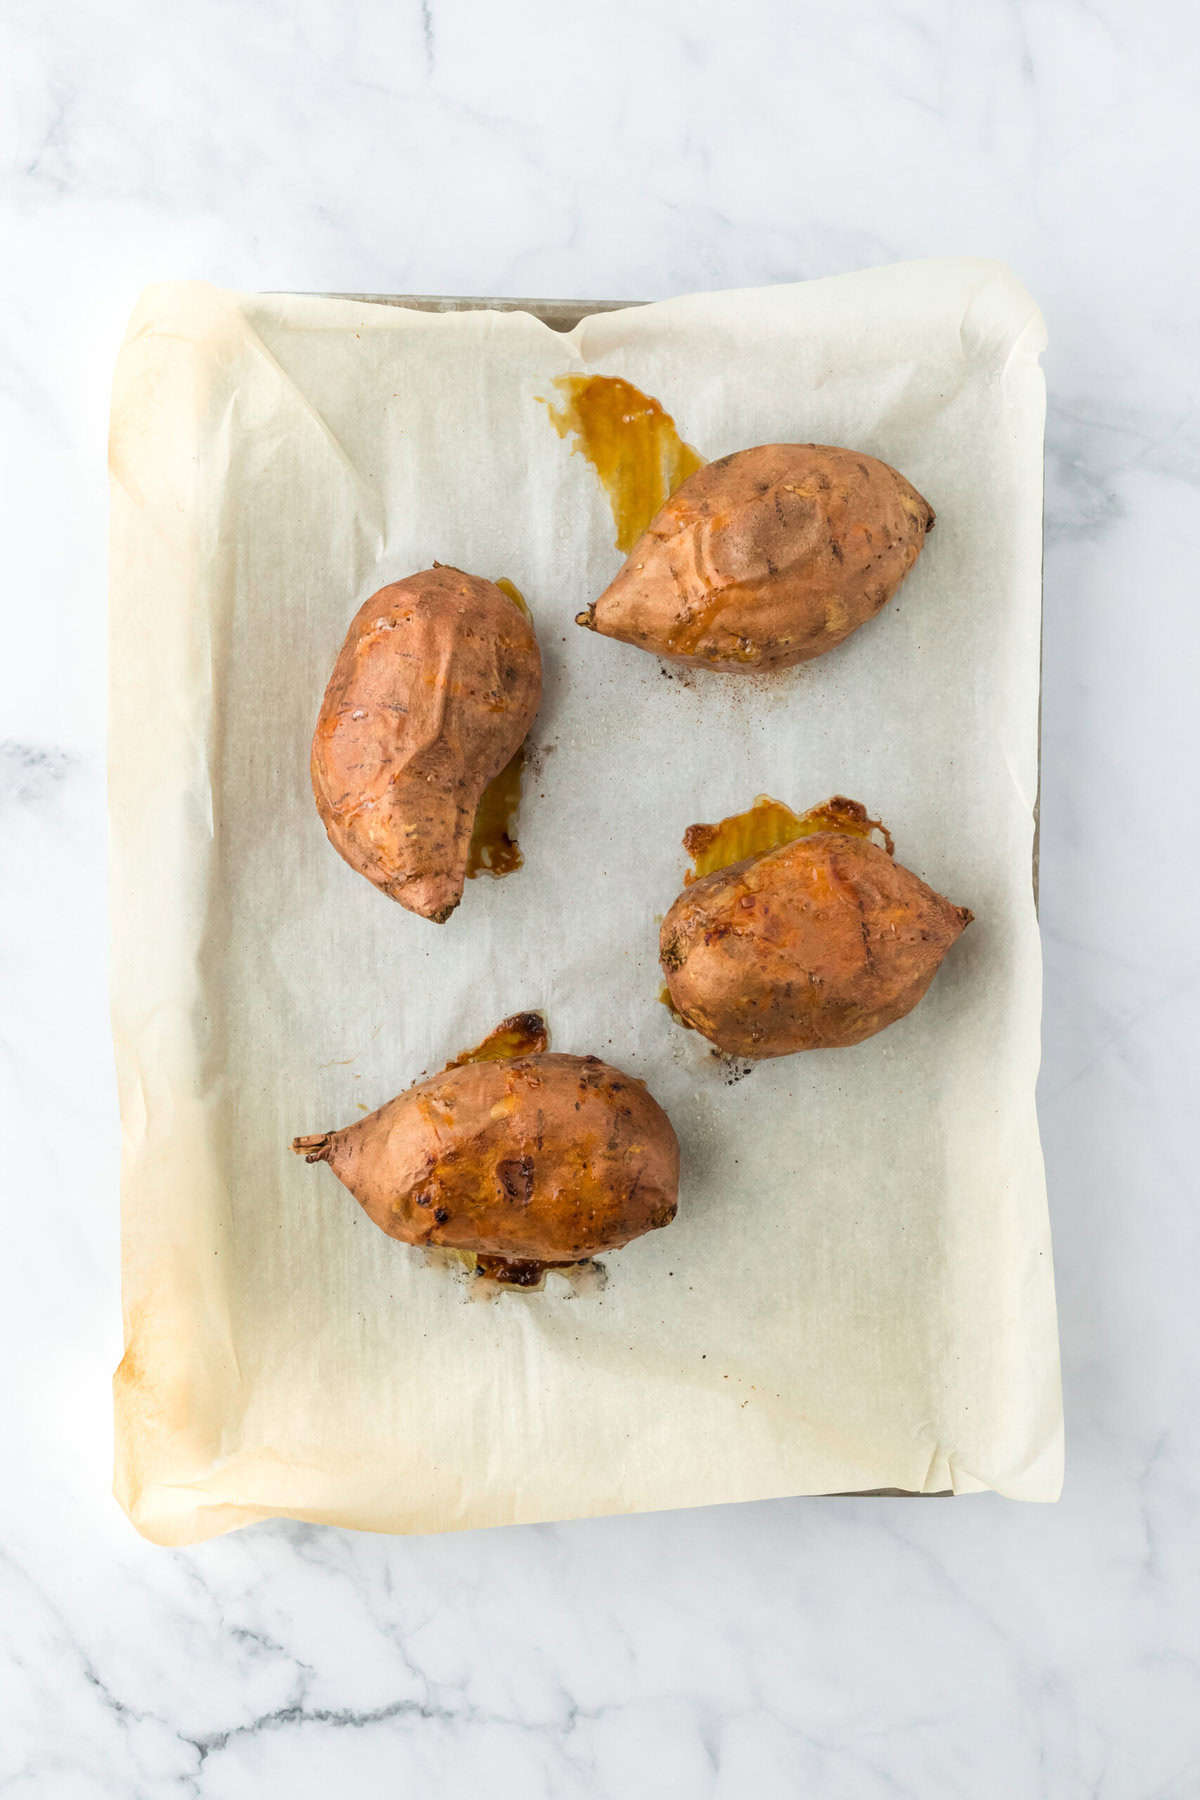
311, 567, 541, 921
294, 1053, 679, 1263
581, 444, 933, 672
660, 832, 971, 1056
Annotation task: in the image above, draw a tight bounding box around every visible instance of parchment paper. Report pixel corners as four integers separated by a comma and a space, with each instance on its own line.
110, 261, 1062, 1545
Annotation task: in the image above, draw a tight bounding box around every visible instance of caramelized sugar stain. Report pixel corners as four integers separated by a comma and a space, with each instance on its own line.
469, 1256, 608, 1297
544, 374, 704, 552
446, 1010, 549, 1069
474, 1255, 547, 1288
681, 794, 895, 884
467, 577, 534, 881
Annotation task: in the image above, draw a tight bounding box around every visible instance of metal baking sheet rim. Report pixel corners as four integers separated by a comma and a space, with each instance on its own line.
301, 286, 1049, 1501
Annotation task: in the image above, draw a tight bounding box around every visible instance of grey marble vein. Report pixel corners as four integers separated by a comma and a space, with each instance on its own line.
0, 741, 75, 808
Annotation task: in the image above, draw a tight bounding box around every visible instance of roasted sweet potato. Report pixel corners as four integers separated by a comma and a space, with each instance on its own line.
660, 800, 971, 1055
293, 1050, 679, 1277
578, 444, 933, 672
311, 566, 541, 921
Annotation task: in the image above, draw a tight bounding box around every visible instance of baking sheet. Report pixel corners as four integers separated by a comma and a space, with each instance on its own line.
110, 261, 1062, 1545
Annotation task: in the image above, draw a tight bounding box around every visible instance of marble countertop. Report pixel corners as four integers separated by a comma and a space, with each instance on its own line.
4, 1, 1197, 1793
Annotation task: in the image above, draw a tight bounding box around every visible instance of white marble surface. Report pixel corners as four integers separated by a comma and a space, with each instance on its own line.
2, 0, 1198, 1793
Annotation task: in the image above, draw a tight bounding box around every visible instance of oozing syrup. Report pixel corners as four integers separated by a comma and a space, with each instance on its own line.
467, 577, 534, 880
681, 794, 894, 883
544, 374, 703, 552
446, 1011, 549, 1068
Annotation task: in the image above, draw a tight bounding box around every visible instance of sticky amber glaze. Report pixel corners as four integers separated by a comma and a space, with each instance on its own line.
466, 749, 524, 876
466, 578, 533, 880
545, 374, 704, 552
495, 577, 530, 617
446, 1011, 549, 1069
681, 794, 895, 883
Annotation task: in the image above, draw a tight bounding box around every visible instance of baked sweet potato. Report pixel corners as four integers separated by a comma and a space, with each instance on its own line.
311, 566, 541, 921
293, 1049, 679, 1278
660, 799, 971, 1055
578, 444, 933, 672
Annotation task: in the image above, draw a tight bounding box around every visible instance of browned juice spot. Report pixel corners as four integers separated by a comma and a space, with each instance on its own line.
474, 1252, 595, 1290
474, 1255, 547, 1287
681, 794, 895, 884
446, 1011, 549, 1069
467, 577, 533, 880
544, 374, 704, 552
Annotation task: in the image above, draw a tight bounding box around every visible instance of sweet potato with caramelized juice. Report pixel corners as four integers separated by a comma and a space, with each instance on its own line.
579, 444, 933, 672
293, 1045, 679, 1284
311, 566, 541, 921
660, 796, 971, 1056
